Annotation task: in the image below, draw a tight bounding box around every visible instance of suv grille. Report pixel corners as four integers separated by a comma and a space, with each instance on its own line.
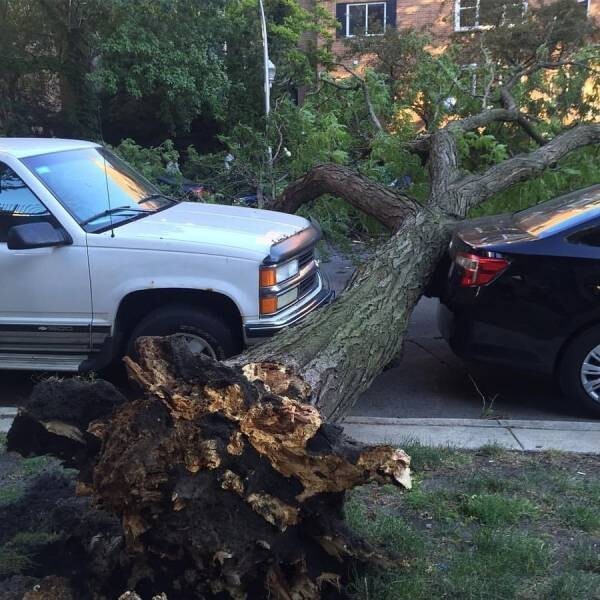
298, 272, 318, 299
298, 247, 314, 270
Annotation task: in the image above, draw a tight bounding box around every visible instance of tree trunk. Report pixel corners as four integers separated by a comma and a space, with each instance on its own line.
232, 208, 454, 421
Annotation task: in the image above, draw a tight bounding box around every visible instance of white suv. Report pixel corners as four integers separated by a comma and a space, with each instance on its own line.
0, 138, 332, 372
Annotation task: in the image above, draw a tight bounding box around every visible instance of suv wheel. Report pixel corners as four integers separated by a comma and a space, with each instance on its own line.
126, 304, 242, 361
558, 325, 600, 417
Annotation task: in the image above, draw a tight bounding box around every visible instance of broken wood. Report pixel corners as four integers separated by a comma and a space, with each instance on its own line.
7, 336, 411, 599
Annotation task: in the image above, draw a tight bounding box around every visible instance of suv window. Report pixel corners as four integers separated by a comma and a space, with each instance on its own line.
0, 163, 52, 243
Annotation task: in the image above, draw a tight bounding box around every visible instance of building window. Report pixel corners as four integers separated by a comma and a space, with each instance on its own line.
346, 2, 387, 37
455, 0, 527, 32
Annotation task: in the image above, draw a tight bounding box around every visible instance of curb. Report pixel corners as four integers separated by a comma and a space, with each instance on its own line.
0, 407, 18, 434
342, 416, 600, 454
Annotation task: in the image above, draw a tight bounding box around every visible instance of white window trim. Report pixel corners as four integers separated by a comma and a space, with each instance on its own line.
578, 0, 590, 16
454, 0, 528, 33
345, 2, 387, 38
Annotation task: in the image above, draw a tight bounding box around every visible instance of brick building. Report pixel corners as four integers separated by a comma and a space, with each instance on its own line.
299, 0, 598, 59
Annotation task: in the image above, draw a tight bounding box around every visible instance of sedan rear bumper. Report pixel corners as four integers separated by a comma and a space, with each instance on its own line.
438, 301, 556, 375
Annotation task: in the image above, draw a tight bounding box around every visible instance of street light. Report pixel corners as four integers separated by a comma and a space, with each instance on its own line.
268, 59, 276, 88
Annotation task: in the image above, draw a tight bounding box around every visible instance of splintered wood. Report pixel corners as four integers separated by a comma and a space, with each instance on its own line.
7, 336, 411, 599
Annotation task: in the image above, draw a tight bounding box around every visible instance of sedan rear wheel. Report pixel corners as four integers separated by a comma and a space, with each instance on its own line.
558, 325, 600, 417
580, 345, 600, 402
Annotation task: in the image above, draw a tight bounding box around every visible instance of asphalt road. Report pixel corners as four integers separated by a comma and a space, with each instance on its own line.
0, 248, 594, 421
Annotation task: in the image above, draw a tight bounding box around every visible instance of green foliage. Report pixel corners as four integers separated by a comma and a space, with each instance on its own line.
223, 0, 333, 129
91, 0, 229, 135
472, 146, 600, 217
456, 131, 509, 171
0, 0, 106, 137
112, 138, 179, 182
184, 98, 351, 203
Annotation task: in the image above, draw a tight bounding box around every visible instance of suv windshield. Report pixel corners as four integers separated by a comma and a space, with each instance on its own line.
514, 185, 600, 238
23, 147, 174, 233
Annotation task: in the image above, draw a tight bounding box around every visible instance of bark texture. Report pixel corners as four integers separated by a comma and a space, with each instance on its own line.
270, 164, 420, 230
7, 336, 411, 599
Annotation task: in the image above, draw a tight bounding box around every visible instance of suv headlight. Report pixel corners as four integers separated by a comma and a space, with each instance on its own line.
259, 259, 299, 286
260, 287, 299, 315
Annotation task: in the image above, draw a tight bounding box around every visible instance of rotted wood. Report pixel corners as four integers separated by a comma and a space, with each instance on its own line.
7, 336, 411, 599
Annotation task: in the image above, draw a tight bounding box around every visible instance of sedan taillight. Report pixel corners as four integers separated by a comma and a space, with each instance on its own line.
455, 252, 510, 287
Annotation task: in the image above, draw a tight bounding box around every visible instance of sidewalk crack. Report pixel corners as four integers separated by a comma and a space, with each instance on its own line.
503, 423, 525, 451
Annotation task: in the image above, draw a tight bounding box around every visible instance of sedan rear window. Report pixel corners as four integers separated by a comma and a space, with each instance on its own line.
514, 185, 600, 238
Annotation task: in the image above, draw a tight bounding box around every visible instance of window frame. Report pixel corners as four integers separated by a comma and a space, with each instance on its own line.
454, 0, 528, 33
577, 0, 590, 16
345, 2, 387, 38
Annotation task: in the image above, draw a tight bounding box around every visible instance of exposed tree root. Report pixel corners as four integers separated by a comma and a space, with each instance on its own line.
7, 336, 411, 599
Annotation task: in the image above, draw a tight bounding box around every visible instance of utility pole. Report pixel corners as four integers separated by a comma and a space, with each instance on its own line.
259, 0, 275, 206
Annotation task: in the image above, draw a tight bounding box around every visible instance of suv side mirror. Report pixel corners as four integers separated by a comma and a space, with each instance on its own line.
7, 222, 72, 250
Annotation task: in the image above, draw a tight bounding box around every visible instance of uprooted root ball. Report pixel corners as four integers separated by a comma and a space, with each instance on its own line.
7, 336, 411, 599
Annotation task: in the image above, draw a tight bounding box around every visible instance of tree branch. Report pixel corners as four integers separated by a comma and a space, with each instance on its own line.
455, 123, 600, 212
331, 64, 384, 132
269, 164, 419, 231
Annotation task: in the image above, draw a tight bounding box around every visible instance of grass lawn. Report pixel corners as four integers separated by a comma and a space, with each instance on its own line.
0, 434, 598, 599
346, 442, 600, 600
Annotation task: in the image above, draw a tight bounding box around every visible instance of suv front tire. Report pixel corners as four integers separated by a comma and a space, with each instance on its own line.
126, 304, 242, 361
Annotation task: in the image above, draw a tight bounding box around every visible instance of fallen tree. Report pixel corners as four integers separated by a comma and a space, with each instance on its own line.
6, 3, 600, 598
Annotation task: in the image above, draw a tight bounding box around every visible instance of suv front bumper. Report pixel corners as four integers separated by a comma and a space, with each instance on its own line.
244, 272, 334, 343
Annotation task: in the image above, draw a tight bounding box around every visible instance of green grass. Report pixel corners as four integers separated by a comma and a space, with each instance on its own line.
0, 531, 59, 577
19, 455, 53, 477
0, 484, 25, 507
346, 449, 600, 600
558, 502, 600, 533
395, 438, 473, 471
460, 494, 538, 526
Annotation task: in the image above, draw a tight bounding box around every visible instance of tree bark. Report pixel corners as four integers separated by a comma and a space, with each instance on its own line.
270, 164, 420, 231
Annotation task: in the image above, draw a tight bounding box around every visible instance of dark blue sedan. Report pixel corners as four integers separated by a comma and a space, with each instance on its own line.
438, 184, 600, 417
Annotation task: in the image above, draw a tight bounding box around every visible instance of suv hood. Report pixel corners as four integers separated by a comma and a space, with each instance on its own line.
93, 202, 311, 260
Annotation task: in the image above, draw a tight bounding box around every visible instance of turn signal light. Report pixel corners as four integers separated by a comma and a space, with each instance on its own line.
260, 267, 277, 287
456, 252, 509, 287
260, 296, 278, 315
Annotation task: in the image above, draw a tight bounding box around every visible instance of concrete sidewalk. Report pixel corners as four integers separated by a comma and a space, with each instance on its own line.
0, 406, 17, 434
343, 416, 600, 453
2, 407, 598, 453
